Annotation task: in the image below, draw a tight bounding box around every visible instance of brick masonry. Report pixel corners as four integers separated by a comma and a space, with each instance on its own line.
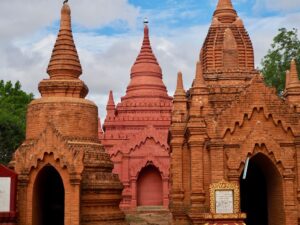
9, 3, 127, 225
169, 0, 300, 224
101, 24, 172, 211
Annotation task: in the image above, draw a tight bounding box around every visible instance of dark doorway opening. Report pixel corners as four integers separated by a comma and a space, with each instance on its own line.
240, 153, 285, 225
33, 165, 65, 225
240, 157, 268, 225
137, 165, 163, 206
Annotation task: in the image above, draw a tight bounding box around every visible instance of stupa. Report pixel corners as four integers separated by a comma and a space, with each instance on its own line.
10, 2, 127, 225
101, 21, 173, 211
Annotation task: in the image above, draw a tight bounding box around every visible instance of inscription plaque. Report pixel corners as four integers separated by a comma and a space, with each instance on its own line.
0, 177, 11, 212
215, 190, 234, 213
209, 180, 240, 214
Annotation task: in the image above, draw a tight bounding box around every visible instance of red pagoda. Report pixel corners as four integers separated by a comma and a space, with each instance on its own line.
100, 22, 173, 211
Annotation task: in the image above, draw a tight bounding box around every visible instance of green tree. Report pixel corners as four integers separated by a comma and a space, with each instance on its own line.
261, 28, 300, 94
0, 80, 33, 165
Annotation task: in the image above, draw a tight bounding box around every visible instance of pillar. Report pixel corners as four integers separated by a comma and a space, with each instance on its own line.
162, 177, 169, 208
131, 178, 137, 208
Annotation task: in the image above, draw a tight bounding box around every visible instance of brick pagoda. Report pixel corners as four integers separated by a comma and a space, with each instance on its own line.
169, 0, 300, 224
9, 3, 127, 225
101, 22, 173, 211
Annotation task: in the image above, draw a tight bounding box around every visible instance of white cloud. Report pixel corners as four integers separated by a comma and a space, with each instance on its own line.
0, 0, 299, 122
254, 0, 300, 12
0, 0, 140, 122
246, 13, 300, 67
71, 0, 139, 28
0, 0, 139, 41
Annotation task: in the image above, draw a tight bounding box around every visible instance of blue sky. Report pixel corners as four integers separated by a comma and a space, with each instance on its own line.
0, 0, 299, 120
43, 0, 296, 39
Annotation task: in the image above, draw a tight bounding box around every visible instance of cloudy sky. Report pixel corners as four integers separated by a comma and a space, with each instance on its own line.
0, 0, 300, 120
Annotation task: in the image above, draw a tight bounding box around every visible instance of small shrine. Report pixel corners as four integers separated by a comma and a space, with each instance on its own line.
9, 2, 127, 225
101, 22, 172, 211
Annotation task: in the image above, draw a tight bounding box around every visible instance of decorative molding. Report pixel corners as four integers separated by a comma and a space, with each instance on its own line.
109, 127, 169, 157
225, 121, 294, 173
216, 75, 300, 138
13, 122, 84, 175
209, 180, 240, 214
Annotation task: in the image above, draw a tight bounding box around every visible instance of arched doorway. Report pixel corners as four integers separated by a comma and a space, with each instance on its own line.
33, 165, 65, 225
240, 153, 285, 225
137, 165, 163, 206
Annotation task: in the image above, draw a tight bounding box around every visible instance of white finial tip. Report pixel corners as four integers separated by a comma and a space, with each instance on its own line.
143, 17, 149, 25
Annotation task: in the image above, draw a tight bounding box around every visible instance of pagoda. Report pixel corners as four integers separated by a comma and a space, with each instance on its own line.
169, 0, 300, 224
9, 2, 127, 225
101, 21, 173, 211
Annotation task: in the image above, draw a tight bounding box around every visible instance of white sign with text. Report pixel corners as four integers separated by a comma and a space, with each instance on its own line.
215, 190, 233, 214
0, 177, 11, 212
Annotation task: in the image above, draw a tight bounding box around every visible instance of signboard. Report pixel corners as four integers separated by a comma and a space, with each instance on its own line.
0, 177, 11, 212
215, 190, 234, 214
209, 180, 240, 214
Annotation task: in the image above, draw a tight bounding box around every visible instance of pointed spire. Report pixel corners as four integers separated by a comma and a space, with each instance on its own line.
284, 59, 300, 105
98, 117, 104, 139
106, 90, 115, 111
39, 2, 88, 98
285, 70, 290, 89
124, 20, 170, 101
214, 0, 237, 23
131, 20, 162, 75
175, 72, 186, 96
216, 0, 234, 10
289, 59, 299, 85
47, 2, 82, 79
193, 61, 206, 88
233, 17, 244, 27
201, 0, 254, 73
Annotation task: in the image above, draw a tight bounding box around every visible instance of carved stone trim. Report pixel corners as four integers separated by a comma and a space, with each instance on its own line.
209, 180, 240, 214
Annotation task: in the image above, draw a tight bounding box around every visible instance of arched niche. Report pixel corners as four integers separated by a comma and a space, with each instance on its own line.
137, 165, 163, 206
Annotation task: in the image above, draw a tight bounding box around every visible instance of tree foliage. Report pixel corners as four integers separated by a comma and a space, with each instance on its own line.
0, 80, 33, 165
261, 28, 300, 94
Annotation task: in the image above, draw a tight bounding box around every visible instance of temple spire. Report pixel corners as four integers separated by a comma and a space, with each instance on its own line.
124, 20, 169, 101
285, 70, 290, 89
193, 61, 206, 88
173, 71, 187, 113
130, 20, 161, 75
47, 2, 82, 79
284, 59, 300, 107
216, 0, 234, 10
107, 90, 115, 111
289, 59, 299, 85
200, 0, 254, 74
98, 117, 103, 139
214, 0, 237, 23
39, 2, 88, 98
175, 72, 186, 96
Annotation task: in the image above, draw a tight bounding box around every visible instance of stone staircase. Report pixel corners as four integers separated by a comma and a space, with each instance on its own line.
126, 206, 171, 225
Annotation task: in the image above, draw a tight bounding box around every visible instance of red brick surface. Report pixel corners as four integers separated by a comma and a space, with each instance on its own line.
101, 24, 172, 211
9, 3, 127, 225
